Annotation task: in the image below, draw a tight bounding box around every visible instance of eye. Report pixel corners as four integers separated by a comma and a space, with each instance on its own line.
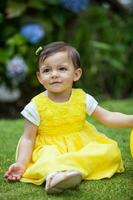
43, 68, 50, 73
59, 67, 67, 71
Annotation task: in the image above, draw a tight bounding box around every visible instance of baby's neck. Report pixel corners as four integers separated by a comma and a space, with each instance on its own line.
47, 90, 72, 103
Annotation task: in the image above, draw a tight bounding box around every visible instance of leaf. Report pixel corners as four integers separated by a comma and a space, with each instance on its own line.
28, 0, 46, 10
44, 0, 59, 5
0, 49, 10, 63
107, 57, 124, 71
6, 34, 26, 46
52, 12, 66, 26
0, 13, 3, 23
91, 41, 112, 51
6, 1, 27, 18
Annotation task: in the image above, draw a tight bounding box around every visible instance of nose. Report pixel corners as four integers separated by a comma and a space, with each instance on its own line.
51, 70, 59, 78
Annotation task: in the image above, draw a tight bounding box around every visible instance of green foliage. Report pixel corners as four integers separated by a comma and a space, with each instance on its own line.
0, 1, 133, 98
71, 7, 133, 98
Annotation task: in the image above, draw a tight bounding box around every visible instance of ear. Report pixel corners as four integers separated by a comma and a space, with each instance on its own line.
73, 68, 82, 82
36, 71, 43, 85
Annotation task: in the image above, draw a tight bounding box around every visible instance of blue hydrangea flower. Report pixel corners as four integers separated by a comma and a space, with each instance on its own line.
6, 56, 28, 82
60, 0, 89, 13
20, 24, 45, 44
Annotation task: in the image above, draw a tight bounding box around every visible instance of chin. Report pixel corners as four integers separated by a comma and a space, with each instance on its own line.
52, 90, 64, 94
48, 86, 64, 93
48, 89, 64, 93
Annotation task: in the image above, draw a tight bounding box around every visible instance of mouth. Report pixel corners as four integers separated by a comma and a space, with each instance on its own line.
50, 82, 62, 85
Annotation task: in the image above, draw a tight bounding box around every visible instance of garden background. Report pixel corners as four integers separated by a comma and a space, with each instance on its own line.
0, 0, 133, 117
0, 0, 133, 200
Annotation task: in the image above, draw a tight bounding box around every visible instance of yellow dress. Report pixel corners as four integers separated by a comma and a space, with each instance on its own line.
19, 89, 124, 185
130, 130, 133, 157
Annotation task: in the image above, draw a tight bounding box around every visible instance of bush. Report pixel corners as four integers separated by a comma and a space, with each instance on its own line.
0, 0, 133, 100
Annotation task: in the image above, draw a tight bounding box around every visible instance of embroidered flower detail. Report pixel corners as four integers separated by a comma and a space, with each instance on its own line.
20, 23, 45, 44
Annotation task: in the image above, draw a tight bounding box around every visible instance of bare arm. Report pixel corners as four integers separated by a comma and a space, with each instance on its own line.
92, 105, 133, 128
16, 119, 38, 167
5, 119, 38, 181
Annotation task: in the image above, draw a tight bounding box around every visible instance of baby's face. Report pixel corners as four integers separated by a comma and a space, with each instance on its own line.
37, 51, 82, 94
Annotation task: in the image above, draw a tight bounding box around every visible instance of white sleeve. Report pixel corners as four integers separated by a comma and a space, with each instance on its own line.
21, 102, 40, 126
86, 94, 98, 116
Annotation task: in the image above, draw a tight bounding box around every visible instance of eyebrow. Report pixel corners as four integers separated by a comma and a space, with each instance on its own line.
40, 65, 51, 69
41, 64, 69, 68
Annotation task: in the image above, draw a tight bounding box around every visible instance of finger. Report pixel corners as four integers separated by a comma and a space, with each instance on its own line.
4, 171, 11, 178
6, 168, 14, 176
11, 173, 22, 180
15, 175, 21, 180
12, 176, 18, 181
8, 175, 17, 181
5, 169, 20, 179
8, 166, 20, 176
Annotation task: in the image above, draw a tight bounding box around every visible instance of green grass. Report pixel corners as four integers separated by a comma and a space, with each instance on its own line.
0, 99, 133, 200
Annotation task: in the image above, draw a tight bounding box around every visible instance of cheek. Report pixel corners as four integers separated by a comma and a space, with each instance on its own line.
38, 77, 47, 86
41, 74, 49, 81
63, 71, 74, 78
43, 78, 49, 85
62, 75, 72, 82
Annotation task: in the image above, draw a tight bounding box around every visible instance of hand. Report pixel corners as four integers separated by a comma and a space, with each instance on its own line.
4, 162, 26, 181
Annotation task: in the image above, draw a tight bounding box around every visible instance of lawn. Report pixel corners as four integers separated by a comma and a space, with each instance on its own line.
0, 99, 133, 200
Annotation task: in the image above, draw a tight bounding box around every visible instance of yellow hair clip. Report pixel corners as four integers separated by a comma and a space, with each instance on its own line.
35, 46, 43, 55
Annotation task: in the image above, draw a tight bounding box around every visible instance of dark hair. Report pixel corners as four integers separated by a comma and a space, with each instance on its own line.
36, 41, 81, 71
